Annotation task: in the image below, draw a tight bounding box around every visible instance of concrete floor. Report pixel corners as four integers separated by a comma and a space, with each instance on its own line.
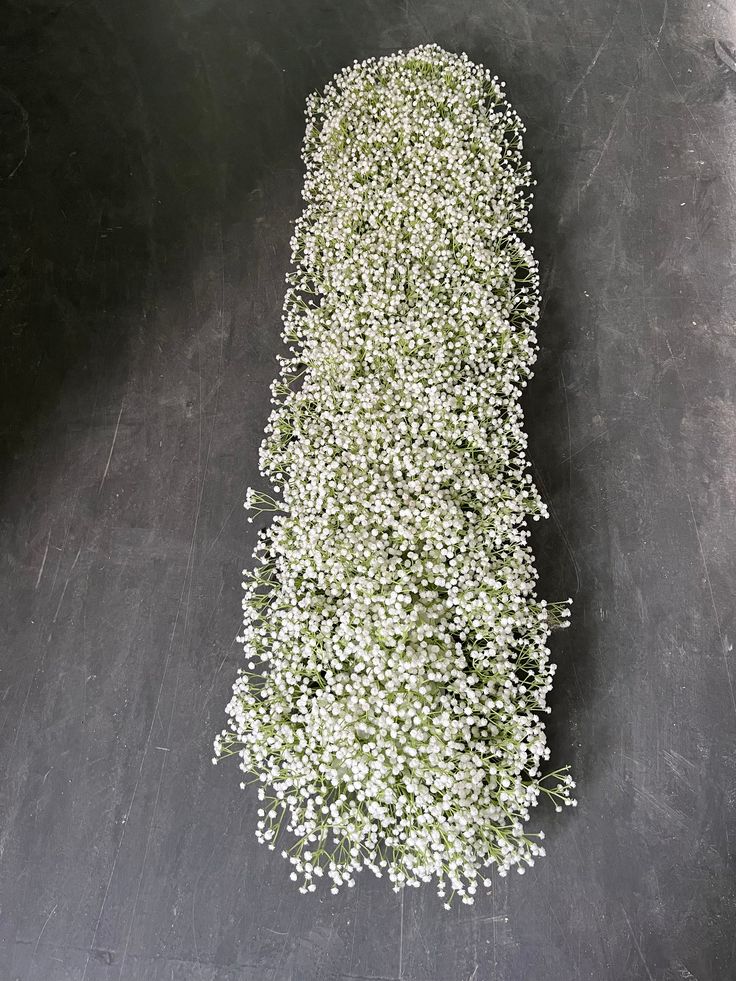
2, 2, 736, 979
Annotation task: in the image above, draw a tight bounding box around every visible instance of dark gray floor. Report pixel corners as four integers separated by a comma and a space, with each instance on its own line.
2, 1, 736, 979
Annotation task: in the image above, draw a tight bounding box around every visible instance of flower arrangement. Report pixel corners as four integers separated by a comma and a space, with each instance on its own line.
215, 43, 575, 907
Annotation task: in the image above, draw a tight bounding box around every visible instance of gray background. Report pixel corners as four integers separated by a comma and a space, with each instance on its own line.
2, 1, 735, 979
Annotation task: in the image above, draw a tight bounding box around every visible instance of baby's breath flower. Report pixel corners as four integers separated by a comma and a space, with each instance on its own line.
214, 43, 575, 907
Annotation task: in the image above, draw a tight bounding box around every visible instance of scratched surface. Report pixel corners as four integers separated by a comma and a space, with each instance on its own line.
1, 1, 735, 979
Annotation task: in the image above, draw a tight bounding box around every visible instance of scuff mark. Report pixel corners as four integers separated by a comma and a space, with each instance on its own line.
714, 39, 736, 74
622, 906, 655, 981
654, 0, 668, 49
561, 0, 623, 113
579, 84, 635, 197
687, 492, 736, 719
35, 531, 51, 590
32, 904, 58, 956
52, 547, 82, 623
99, 399, 125, 492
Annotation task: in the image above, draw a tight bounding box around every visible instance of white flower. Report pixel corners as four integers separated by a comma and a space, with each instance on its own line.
214, 43, 575, 907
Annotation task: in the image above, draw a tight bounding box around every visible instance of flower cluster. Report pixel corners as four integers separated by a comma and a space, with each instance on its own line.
215, 44, 575, 906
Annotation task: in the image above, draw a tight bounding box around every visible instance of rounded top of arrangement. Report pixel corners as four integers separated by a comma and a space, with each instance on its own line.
322, 41, 505, 87
331, 43, 498, 80
308, 43, 519, 141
